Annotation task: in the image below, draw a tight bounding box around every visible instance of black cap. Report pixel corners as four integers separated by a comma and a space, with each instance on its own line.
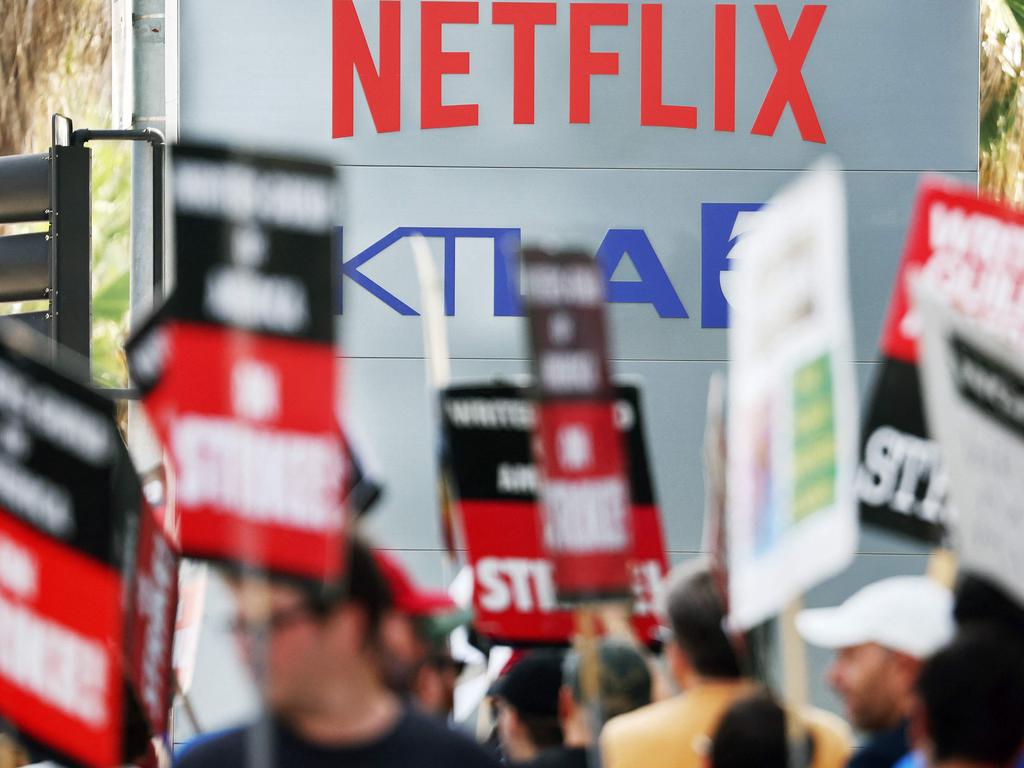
490, 650, 564, 717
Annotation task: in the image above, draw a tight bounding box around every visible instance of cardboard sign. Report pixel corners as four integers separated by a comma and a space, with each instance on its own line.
0, 340, 130, 768
172, 561, 208, 696
523, 249, 633, 602
125, 500, 179, 737
856, 179, 1024, 542
442, 383, 667, 645
918, 287, 1024, 608
727, 165, 858, 631
702, 373, 729, 607
128, 145, 347, 582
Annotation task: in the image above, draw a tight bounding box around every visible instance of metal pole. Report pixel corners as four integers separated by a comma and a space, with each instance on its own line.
131, 0, 164, 321
128, 0, 165, 473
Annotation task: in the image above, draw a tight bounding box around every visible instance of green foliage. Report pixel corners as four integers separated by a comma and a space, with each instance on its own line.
90, 142, 130, 388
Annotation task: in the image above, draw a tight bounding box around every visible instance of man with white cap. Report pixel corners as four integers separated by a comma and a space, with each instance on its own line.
796, 576, 954, 768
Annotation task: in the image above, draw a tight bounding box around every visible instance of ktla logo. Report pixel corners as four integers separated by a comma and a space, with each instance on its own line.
340, 207, 762, 326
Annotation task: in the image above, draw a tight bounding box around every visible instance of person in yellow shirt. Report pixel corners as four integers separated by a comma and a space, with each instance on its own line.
600, 562, 851, 768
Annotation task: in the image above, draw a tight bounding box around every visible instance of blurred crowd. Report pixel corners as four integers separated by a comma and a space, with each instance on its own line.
157, 535, 1024, 768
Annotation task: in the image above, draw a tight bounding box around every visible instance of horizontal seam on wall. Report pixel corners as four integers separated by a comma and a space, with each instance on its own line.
333, 164, 976, 174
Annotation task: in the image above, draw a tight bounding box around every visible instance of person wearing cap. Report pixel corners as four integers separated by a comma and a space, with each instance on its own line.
796, 576, 954, 768
374, 550, 473, 719
552, 639, 652, 768
490, 650, 566, 766
602, 561, 851, 768
174, 537, 497, 768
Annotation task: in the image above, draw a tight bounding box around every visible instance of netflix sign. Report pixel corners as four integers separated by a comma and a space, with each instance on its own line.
333, 1, 826, 142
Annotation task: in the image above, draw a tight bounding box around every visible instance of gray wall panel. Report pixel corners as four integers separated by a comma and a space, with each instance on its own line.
181, 1, 977, 171
337, 167, 975, 362
177, 0, 977, 738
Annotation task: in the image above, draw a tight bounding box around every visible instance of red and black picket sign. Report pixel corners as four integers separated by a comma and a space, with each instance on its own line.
125, 499, 180, 738
441, 383, 668, 646
522, 248, 634, 602
0, 338, 132, 768
127, 144, 348, 583
859, 179, 1024, 543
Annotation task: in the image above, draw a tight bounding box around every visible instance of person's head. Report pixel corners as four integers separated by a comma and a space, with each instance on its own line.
559, 639, 652, 744
492, 650, 565, 762
412, 646, 466, 718
226, 536, 394, 719
663, 561, 742, 687
796, 576, 953, 733
373, 550, 471, 717
913, 625, 1024, 767
709, 691, 788, 768
954, 573, 1024, 641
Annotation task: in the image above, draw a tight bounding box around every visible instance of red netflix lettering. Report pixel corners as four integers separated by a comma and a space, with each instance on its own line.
640, 4, 697, 129
569, 3, 628, 124
421, 1, 480, 129
331, 2, 826, 144
332, 0, 401, 138
492, 2, 558, 124
714, 4, 736, 132
751, 4, 826, 143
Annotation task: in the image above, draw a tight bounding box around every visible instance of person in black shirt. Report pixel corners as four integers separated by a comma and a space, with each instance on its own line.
174, 537, 497, 768
491, 650, 566, 766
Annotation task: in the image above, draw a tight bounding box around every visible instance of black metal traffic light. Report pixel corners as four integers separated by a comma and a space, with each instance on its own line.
0, 115, 90, 363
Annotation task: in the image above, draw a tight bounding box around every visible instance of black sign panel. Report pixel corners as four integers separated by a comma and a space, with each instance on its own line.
858, 359, 949, 544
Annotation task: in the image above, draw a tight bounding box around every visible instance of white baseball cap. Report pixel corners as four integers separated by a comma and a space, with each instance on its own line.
796, 576, 954, 659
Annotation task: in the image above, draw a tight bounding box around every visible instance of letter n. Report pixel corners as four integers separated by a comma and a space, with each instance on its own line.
596, 230, 688, 318
333, 0, 401, 137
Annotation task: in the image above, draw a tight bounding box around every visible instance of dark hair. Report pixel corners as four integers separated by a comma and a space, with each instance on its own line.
666, 564, 742, 679
308, 535, 393, 634
563, 639, 652, 724
954, 573, 1024, 642
516, 711, 563, 752
917, 625, 1024, 764
711, 692, 789, 768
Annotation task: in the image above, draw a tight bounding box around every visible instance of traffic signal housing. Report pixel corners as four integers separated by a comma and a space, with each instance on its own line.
0, 115, 91, 364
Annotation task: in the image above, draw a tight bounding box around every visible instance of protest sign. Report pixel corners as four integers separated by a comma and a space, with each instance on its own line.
0, 337, 132, 767
127, 145, 347, 582
727, 165, 858, 631
442, 383, 667, 645
702, 372, 729, 606
523, 249, 633, 603
857, 179, 1024, 542
125, 499, 179, 737
917, 286, 1024, 608
172, 561, 208, 697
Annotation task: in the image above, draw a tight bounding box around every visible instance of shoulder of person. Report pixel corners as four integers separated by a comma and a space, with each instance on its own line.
798, 704, 853, 768
799, 704, 853, 746
173, 726, 247, 768
394, 708, 499, 767
601, 695, 689, 754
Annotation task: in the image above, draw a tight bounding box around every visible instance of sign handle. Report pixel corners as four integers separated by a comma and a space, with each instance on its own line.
412, 235, 462, 562
926, 548, 958, 589
173, 680, 204, 736
780, 598, 811, 768
574, 605, 604, 768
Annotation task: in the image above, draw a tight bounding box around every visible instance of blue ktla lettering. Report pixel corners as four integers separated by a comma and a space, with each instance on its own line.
338, 227, 523, 317
596, 229, 688, 319
339, 227, 687, 318
700, 203, 763, 329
